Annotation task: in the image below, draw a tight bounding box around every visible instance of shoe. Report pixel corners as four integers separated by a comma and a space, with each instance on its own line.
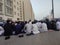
5, 36, 10, 40
31, 33, 34, 35
26, 33, 32, 36
18, 35, 24, 38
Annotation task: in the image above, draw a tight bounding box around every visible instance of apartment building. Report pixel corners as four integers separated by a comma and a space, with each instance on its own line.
0, 0, 35, 21
0, 0, 13, 21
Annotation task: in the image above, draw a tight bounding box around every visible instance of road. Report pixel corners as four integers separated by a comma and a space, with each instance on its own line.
0, 31, 60, 45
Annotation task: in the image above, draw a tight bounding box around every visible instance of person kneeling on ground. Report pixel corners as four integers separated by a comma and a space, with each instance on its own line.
15, 21, 24, 38
25, 20, 33, 36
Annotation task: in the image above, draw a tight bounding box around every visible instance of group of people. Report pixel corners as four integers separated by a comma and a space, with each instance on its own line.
0, 19, 60, 40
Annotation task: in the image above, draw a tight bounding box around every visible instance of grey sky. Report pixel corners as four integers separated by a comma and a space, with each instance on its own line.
30, 0, 60, 20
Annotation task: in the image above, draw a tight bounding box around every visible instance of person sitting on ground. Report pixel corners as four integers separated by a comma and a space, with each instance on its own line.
15, 21, 24, 37
25, 20, 33, 36
36, 21, 42, 32
56, 20, 60, 31
41, 21, 48, 32
50, 20, 57, 31
32, 21, 40, 34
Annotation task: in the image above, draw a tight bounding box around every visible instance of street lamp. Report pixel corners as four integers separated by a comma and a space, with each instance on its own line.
52, 0, 54, 19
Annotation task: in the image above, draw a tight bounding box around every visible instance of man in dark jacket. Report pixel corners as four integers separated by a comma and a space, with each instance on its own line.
45, 19, 51, 30
15, 22, 24, 37
4, 20, 13, 40
20, 21, 26, 33
50, 20, 57, 31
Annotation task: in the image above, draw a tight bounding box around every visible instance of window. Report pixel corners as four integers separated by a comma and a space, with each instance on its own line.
20, 1, 21, 2
0, 17, 2, 20
20, 6, 21, 7
20, 7, 21, 9
14, 0, 15, 2
20, 14, 22, 17
6, 0, 12, 7
17, 18, 20, 20
20, 17, 22, 20
18, 13, 19, 16
6, 0, 10, 6
20, 1, 21, 4
14, 5, 16, 8
10, 1, 12, 7
17, 2, 19, 5
6, 6, 12, 15
0, 3, 2, 11
20, 10, 22, 12
10, 9, 12, 14
6, 7, 10, 14
17, 7, 19, 10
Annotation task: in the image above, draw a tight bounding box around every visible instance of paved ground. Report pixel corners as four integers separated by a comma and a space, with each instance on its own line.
0, 31, 60, 45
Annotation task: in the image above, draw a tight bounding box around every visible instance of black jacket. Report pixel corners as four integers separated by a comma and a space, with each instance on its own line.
4, 23, 13, 36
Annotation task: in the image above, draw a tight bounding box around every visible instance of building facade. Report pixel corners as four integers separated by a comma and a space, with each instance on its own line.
13, 0, 21, 21
0, 0, 35, 21
0, 0, 13, 21
0, 0, 5, 21
23, 0, 35, 21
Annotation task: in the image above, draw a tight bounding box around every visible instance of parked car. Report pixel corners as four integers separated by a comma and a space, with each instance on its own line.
0, 21, 6, 27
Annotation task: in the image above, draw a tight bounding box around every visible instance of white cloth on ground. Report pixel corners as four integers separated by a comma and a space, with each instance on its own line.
32, 24, 40, 34
36, 22, 42, 32
25, 22, 33, 34
0, 26, 4, 35
41, 23, 48, 32
56, 21, 60, 30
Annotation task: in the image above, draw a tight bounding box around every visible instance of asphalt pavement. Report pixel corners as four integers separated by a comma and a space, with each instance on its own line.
0, 31, 60, 45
